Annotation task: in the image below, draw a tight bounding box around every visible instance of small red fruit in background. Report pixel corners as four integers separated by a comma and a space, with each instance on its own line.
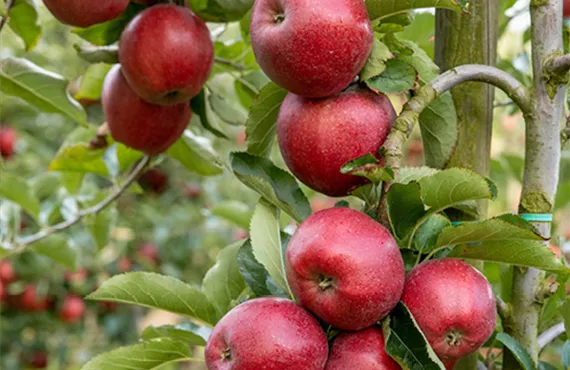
28, 351, 48, 369
102, 66, 191, 155
251, 0, 373, 98
184, 184, 202, 199
286, 207, 405, 330
401, 258, 497, 364
58, 294, 86, 323
19, 285, 50, 312
100, 301, 119, 312
42, 0, 129, 28
205, 297, 328, 369
138, 243, 159, 264
232, 228, 249, 242
0, 126, 16, 159
118, 257, 133, 273
326, 326, 400, 370
139, 168, 169, 195
277, 87, 396, 197
64, 267, 89, 284
119, 4, 214, 105
0, 281, 5, 302
0, 260, 16, 284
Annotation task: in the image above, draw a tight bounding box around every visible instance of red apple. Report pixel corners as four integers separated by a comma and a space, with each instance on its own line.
0, 126, 16, 159
28, 351, 48, 369
119, 4, 213, 105
132, 0, 161, 5
286, 207, 405, 330
118, 257, 133, 273
139, 168, 169, 194
58, 294, 86, 323
0, 281, 5, 302
64, 268, 88, 284
564, 0, 570, 18
401, 259, 496, 363
184, 184, 202, 199
205, 297, 328, 369
0, 260, 16, 284
277, 86, 396, 197
19, 284, 50, 312
250, 0, 373, 98
42, 0, 129, 28
326, 326, 400, 370
138, 243, 159, 263
102, 66, 191, 155
99, 301, 119, 312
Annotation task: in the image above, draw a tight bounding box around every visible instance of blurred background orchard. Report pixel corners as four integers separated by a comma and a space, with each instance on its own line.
0, 0, 568, 369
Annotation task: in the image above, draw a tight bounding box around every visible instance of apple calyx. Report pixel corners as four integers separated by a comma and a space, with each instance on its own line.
273, 13, 285, 23
221, 347, 232, 361
318, 275, 335, 291
445, 330, 463, 347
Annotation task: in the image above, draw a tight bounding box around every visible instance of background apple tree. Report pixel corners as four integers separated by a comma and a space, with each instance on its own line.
0, 0, 569, 369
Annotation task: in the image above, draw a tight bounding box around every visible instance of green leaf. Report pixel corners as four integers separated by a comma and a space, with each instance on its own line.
208, 93, 247, 125
82, 192, 117, 249
50, 137, 109, 177
30, 172, 61, 201
87, 272, 218, 325
0, 172, 40, 220
141, 324, 207, 346
190, 90, 228, 138
7, 0, 41, 51
249, 200, 293, 299
366, 59, 417, 94
74, 44, 119, 64
211, 201, 252, 229
395, 40, 457, 169
561, 297, 570, 336
190, 0, 255, 22
202, 241, 246, 317
236, 240, 287, 298
0, 202, 21, 245
0, 57, 87, 125
245, 82, 288, 157
72, 3, 145, 46
81, 338, 196, 370
399, 12, 435, 59
448, 240, 568, 274
395, 166, 439, 184
496, 333, 536, 370
366, 0, 467, 21
383, 302, 446, 370
74, 63, 112, 101
31, 234, 77, 270
167, 130, 224, 176
413, 214, 451, 253
360, 37, 392, 81
340, 153, 394, 183
230, 152, 311, 223
387, 182, 426, 241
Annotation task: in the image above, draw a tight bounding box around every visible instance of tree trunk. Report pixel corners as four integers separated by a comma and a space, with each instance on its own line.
503, 0, 565, 368
435, 1, 499, 369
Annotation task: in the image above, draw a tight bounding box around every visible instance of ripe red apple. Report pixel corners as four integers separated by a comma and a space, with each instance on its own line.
0, 281, 5, 302
0, 126, 16, 159
139, 168, 169, 194
564, 0, 570, 18
184, 184, 202, 199
58, 294, 86, 323
0, 260, 16, 284
64, 268, 88, 284
326, 326, 400, 370
42, 0, 129, 28
205, 297, 328, 369
19, 284, 50, 312
138, 243, 159, 264
401, 259, 496, 363
28, 351, 48, 369
119, 4, 214, 105
102, 66, 191, 155
118, 256, 133, 273
286, 207, 405, 330
277, 87, 396, 197
132, 0, 161, 5
250, 0, 373, 98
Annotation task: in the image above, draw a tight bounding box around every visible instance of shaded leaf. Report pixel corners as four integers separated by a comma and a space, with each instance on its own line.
74, 44, 119, 64
0, 172, 40, 220
496, 333, 536, 370
413, 214, 451, 253
31, 234, 77, 270
366, 59, 417, 94
387, 182, 426, 241
8, 0, 41, 51
190, 90, 227, 138
168, 130, 224, 176
396, 166, 439, 184
236, 240, 287, 298
211, 201, 252, 229
0, 57, 87, 125
360, 37, 392, 81
75, 63, 112, 101
340, 153, 394, 183
141, 325, 207, 346
87, 272, 218, 325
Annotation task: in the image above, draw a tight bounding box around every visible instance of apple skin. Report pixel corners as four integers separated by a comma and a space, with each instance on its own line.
19, 285, 51, 312
102, 66, 191, 155
28, 351, 48, 369
205, 297, 328, 369
277, 87, 396, 197
326, 326, 400, 370
119, 4, 214, 105
0, 281, 5, 302
58, 294, 86, 323
250, 0, 373, 98
42, 0, 129, 28
565, 0, 570, 17
139, 168, 169, 194
401, 258, 497, 362
286, 207, 405, 330
0, 127, 16, 159
138, 243, 159, 264
0, 260, 16, 284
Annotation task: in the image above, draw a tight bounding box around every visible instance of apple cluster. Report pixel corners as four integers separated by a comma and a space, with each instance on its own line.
205, 207, 497, 370
42, 0, 214, 156
251, 0, 396, 197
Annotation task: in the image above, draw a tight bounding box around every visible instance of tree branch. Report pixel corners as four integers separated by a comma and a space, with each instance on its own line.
546, 54, 570, 77
2, 155, 151, 252
537, 322, 565, 351
496, 297, 510, 320
214, 57, 246, 71
0, 0, 15, 32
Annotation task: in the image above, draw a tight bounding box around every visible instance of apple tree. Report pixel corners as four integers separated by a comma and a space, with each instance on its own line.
0, 0, 569, 369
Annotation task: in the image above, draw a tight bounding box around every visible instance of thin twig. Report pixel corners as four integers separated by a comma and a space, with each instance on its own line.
496, 297, 510, 320
0, 0, 15, 33
214, 57, 246, 71
546, 54, 570, 77
537, 322, 566, 351
2, 155, 151, 252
